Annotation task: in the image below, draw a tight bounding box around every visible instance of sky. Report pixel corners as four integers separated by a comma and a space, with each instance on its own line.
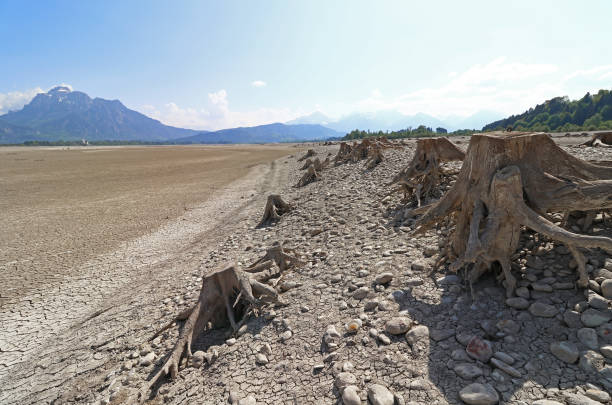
1, 0, 612, 130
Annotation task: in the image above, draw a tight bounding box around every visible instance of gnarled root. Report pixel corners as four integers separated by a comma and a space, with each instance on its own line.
141, 264, 279, 399
257, 194, 293, 227
414, 132, 612, 297
296, 166, 321, 187
298, 149, 316, 161
389, 137, 464, 207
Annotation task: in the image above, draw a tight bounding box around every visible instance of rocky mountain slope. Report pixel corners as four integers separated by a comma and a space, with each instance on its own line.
1, 137, 612, 405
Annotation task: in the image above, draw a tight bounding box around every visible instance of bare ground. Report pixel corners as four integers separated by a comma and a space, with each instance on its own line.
2, 138, 612, 405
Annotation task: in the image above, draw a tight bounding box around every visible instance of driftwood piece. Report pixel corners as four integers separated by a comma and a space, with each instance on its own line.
257, 194, 292, 227
413, 132, 612, 296
389, 137, 465, 206
581, 132, 612, 147
296, 166, 320, 187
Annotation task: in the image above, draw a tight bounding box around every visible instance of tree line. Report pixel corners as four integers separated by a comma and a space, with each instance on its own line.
343, 125, 474, 140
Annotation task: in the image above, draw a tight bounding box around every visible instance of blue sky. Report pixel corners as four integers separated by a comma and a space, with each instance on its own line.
1, 0, 611, 130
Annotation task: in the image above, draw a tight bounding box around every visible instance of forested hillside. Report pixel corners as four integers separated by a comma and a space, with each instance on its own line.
483, 89, 612, 132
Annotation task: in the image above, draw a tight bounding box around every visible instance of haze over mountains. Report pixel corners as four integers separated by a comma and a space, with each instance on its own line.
287, 110, 504, 133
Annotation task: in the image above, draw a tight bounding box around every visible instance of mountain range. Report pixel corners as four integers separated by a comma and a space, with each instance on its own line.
286, 109, 503, 133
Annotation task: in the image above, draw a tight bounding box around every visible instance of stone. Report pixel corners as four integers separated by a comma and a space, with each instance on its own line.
577, 328, 599, 350
600, 345, 612, 359
529, 302, 558, 317
466, 336, 493, 362
564, 310, 584, 329
364, 300, 379, 311
585, 389, 610, 403
532, 401, 563, 405
602, 279, 612, 299
430, 328, 455, 341
505, 297, 530, 310
579, 350, 604, 373
490, 358, 521, 378
237, 395, 257, 405
550, 341, 579, 363
454, 363, 483, 379
405, 325, 429, 347
139, 352, 155, 366
367, 384, 394, 405
335, 372, 357, 392
438, 274, 461, 284
353, 286, 369, 300
597, 322, 612, 342
280, 330, 292, 342
255, 353, 268, 365
493, 352, 514, 365
226, 338, 237, 346
582, 309, 612, 327
375, 272, 394, 284
588, 291, 609, 310
458, 383, 499, 405
385, 317, 412, 335
345, 319, 362, 333
565, 393, 601, 405
515, 287, 530, 299
342, 385, 361, 405
496, 319, 520, 335
532, 282, 553, 292
378, 334, 391, 345
191, 351, 205, 367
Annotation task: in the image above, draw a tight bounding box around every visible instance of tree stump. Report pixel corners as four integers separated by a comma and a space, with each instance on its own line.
298, 149, 316, 161
257, 195, 293, 227
300, 158, 314, 170
581, 132, 612, 147
142, 264, 279, 396
414, 132, 612, 295
365, 147, 383, 169
296, 166, 320, 187
389, 137, 465, 206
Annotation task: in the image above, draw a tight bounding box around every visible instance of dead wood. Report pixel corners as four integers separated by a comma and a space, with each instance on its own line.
300, 158, 313, 170
334, 138, 390, 166
413, 132, 612, 296
142, 244, 304, 398
142, 264, 278, 398
296, 166, 321, 187
298, 149, 316, 161
257, 194, 293, 227
365, 147, 383, 169
389, 137, 465, 207
581, 131, 612, 147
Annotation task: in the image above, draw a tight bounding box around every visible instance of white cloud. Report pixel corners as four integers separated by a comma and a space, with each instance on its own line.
347, 58, 612, 118
0, 87, 44, 114
142, 89, 302, 130
251, 80, 267, 88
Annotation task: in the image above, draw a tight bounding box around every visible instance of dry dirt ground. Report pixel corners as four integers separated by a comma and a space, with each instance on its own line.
2, 137, 612, 405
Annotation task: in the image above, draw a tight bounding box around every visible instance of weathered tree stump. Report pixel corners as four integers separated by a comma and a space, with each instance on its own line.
300, 158, 314, 170
142, 264, 278, 396
365, 147, 383, 169
257, 194, 293, 227
296, 166, 320, 187
581, 132, 612, 147
143, 244, 304, 397
389, 137, 465, 206
413, 132, 612, 295
298, 149, 316, 161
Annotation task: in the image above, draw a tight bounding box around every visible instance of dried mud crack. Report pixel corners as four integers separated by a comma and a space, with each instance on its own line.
2, 136, 612, 405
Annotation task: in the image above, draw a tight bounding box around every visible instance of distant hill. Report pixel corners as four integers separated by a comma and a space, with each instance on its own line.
288, 109, 502, 133
482, 89, 612, 132
0, 86, 199, 143
174, 123, 342, 144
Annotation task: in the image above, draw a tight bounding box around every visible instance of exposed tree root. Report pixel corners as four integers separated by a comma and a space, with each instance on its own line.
334, 137, 398, 166
142, 244, 305, 399
389, 137, 465, 207
413, 132, 612, 296
581, 131, 612, 147
365, 147, 383, 169
257, 194, 293, 227
298, 149, 316, 161
296, 166, 321, 187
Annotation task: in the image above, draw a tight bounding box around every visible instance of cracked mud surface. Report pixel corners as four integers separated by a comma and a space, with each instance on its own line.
2, 137, 612, 405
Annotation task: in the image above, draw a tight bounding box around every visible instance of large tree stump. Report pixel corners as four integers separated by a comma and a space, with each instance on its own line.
414, 132, 612, 296
389, 137, 465, 206
257, 194, 292, 227
298, 149, 316, 161
296, 166, 321, 187
365, 147, 383, 169
581, 132, 612, 147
